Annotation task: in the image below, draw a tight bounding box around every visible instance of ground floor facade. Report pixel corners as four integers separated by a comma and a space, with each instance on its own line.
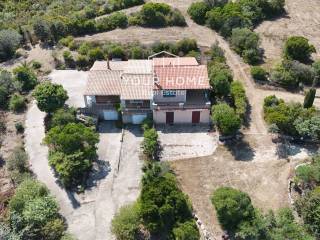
153, 109, 210, 125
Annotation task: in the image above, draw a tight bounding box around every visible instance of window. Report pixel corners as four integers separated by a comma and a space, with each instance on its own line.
163, 90, 176, 98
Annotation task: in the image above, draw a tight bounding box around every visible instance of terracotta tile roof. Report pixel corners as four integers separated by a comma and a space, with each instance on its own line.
153, 57, 199, 67
121, 74, 153, 100
154, 65, 210, 90
90, 60, 152, 74
84, 70, 122, 95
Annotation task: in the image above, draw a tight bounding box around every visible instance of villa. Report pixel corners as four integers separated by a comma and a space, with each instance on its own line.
83, 54, 211, 125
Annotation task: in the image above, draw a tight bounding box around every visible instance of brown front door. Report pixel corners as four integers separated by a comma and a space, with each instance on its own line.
192, 111, 200, 124
166, 112, 174, 125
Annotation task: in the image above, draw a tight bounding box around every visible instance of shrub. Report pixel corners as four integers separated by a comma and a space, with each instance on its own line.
45, 123, 99, 187
111, 203, 141, 240
284, 36, 316, 63
295, 187, 320, 238
6, 146, 28, 173
270, 60, 315, 88
230, 28, 262, 64
212, 103, 241, 136
9, 93, 26, 112
96, 12, 128, 32
142, 128, 158, 159
211, 187, 255, 231
50, 107, 77, 129
58, 36, 74, 47
33, 20, 52, 43
15, 122, 24, 134
176, 38, 198, 55
141, 117, 153, 132
251, 66, 267, 81
63, 50, 75, 68
78, 42, 93, 55
210, 42, 226, 63
137, 2, 186, 27
0, 70, 14, 108
173, 220, 200, 240
88, 47, 104, 62
210, 71, 231, 97
230, 81, 247, 119
76, 54, 90, 70
33, 82, 68, 113
0, 29, 22, 62
13, 63, 38, 92
32, 61, 42, 69
188, 2, 210, 25
107, 45, 126, 60
304, 88, 316, 108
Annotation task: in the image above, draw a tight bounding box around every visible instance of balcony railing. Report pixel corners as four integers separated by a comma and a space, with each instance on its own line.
152, 101, 211, 110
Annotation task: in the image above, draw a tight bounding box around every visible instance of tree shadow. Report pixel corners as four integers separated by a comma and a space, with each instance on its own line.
86, 159, 111, 190
0, 154, 4, 168
224, 135, 255, 161
243, 102, 252, 129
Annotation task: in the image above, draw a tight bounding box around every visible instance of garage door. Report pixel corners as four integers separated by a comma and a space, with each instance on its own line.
132, 114, 147, 124
103, 110, 119, 120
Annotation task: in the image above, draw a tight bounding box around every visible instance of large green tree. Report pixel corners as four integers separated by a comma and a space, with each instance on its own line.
212, 103, 241, 135
33, 82, 68, 113
284, 36, 316, 63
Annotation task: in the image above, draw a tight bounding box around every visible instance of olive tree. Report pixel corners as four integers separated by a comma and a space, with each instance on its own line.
0, 29, 21, 62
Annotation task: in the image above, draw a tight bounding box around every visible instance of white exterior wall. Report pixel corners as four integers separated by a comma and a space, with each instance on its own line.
153, 109, 210, 124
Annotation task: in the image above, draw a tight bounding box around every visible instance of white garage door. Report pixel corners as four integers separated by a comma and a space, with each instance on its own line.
103, 110, 119, 120
132, 114, 147, 124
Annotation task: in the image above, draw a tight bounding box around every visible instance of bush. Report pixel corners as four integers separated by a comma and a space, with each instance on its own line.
13, 63, 38, 92
270, 60, 315, 88
141, 117, 153, 132
76, 54, 90, 70
15, 122, 24, 133
230, 28, 262, 64
176, 38, 198, 55
284, 36, 316, 63
0, 29, 22, 62
63, 50, 75, 68
212, 103, 241, 135
6, 146, 28, 173
142, 128, 158, 159
251, 66, 267, 81
188, 2, 210, 25
0, 70, 14, 108
208, 61, 233, 96
8, 179, 66, 239
211, 187, 255, 231
173, 220, 200, 240
230, 81, 247, 119
50, 107, 77, 129
136, 2, 186, 27
9, 93, 26, 112
45, 123, 99, 187
111, 203, 141, 240
33, 82, 68, 113
295, 187, 320, 238
58, 36, 74, 47
210, 42, 226, 63
304, 88, 316, 108
96, 12, 128, 32
88, 47, 104, 62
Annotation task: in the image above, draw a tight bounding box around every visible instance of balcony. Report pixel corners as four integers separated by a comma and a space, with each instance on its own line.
153, 90, 211, 110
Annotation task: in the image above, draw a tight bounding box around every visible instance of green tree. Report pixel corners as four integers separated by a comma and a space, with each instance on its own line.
210, 71, 231, 97
251, 66, 267, 81
304, 88, 316, 108
50, 107, 77, 129
0, 70, 14, 107
230, 28, 262, 64
0, 29, 21, 62
6, 146, 28, 173
212, 103, 241, 135
173, 220, 200, 240
188, 2, 210, 25
230, 81, 247, 119
9, 93, 26, 112
33, 82, 68, 113
211, 187, 255, 231
111, 203, 141, 240
295, 188, 320, 238
33, 20, 52, 43
13, 63, 38, 91
142, 128, 158, 159
284, 36, 316, 63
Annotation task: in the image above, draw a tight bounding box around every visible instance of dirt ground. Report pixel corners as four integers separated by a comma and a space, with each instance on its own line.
255, 0, 320, 67
170, 134, 316, 237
